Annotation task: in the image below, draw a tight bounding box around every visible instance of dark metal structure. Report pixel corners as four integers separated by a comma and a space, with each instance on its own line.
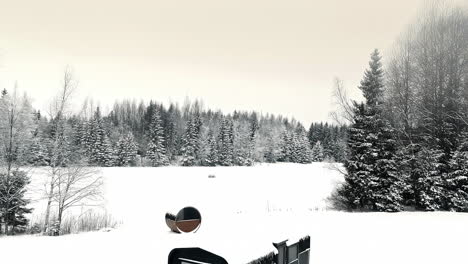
273, 236, 310, 264
168, 248, 228, 264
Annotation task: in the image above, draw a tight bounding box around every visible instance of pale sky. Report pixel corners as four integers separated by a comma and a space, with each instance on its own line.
0, 0, 464, 125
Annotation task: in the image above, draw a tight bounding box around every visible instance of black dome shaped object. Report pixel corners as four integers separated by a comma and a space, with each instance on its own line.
175, 207, 202, 233
168, 247, 228, 264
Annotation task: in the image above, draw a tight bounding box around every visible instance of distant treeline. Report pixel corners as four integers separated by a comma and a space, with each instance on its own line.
11, 95, 347, 167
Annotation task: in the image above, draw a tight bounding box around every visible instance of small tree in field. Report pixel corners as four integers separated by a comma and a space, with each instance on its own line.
53, 166, 103, 235
43, 68, 75, 233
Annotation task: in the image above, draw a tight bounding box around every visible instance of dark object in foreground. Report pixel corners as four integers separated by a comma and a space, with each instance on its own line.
165, 212, 180, 233
167, 236, 309, 264
165, 207, 202, 233
168, 248, 228, 264
248, 236, 310, 264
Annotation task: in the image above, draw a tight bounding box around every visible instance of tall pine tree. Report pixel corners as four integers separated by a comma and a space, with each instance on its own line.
181, 118, 197, 166
340, 50, 404, 212
218, 118, 234, 166
146, 109, 169, 166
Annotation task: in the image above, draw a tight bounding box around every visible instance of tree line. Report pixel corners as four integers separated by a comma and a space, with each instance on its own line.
336, 2, 468, 212
23, 97, 347, 168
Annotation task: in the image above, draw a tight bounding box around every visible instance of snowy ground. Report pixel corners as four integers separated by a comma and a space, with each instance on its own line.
1, 163, 468, 264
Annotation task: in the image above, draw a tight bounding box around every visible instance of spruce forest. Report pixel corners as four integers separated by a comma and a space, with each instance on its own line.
1, 90, 347, 168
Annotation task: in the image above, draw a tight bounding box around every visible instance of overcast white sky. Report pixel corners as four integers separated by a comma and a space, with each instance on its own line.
0, 0, 465, 125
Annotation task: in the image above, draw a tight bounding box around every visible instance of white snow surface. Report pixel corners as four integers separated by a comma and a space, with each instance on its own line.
1, 163, 468, 264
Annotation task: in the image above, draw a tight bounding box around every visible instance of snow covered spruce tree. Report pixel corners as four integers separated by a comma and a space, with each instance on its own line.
218, 118, 234, 166
28, 137, 49, 165
192, 110, 203, 159
231, 119, 255, 166
0, 170, 32, 235
339, 50, 404, 212
88, 107, 114, 166
278, 126, 311, 163
308, 122, 347, 162
203, 130, 218, 166
181, 118, 197, 166
444, 133, 468, 211
278, 131, 293, 162
181, 110, 203, 166
146, 109, 169, 166
412, 147, 445, 211
293, 126, 312, 163
311, 141, 325, 162
114, 133, 138, 166
245, 114, 259, 165
101, 135, 115, 166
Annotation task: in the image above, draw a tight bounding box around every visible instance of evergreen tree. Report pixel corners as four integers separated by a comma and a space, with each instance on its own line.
28, 137, 49, 165
278, 127, 312, 164
444, 134, 468, 211
82, 108, 115, 166
204, 130, 218, 166
192, 111, 202, 159
278, 131, 293, 162
294, 126, 312, 164
80, 119, 92, 156
0, 170, 32, 234
146, 109, 169, 166
181, 118, 197, 166
340, 50, 403, 212
249, 113, 259, 142
359, 50, 385, 109
233, 123, 254, 166
88, 108, 104, 164
114, 133, 138, 166
101, 135, 115, 167
411, 146, 445, 210
308, 123, 319, 147
311, 141, 325, 162
218, 118, 234, 166
264, 143, 277, 163
307, 122, 347, 162
338, 103, 374, 210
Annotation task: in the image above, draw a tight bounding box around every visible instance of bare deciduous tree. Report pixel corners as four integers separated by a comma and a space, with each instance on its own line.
43, 67, 77, 233
330, 77, 354, 125
385, 25, 418, 142
385, 1, 468, 153
53, 166, 103, 234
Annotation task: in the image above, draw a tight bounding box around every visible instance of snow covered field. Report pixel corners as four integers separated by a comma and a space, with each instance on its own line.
1, 163, 468, 264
